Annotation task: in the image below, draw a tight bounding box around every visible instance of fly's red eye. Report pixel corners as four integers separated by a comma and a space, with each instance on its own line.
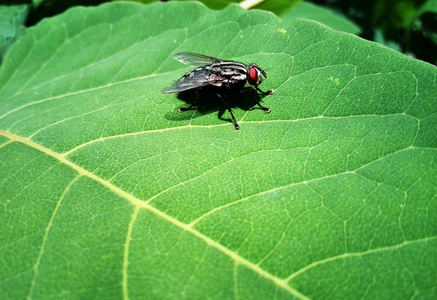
249, 67, 258, 83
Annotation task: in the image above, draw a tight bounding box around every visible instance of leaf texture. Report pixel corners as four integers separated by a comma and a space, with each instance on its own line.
0, 2, 436, 299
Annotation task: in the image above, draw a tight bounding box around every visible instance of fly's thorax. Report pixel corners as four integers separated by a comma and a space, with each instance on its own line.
204, 62, 248, 84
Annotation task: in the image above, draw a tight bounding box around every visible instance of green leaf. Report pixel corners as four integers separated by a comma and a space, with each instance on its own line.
282, 1, 361, 34
114, 0, 239, 10
417, 0, 437, 16
254, 0, 301, 16
1, 2, 436, 299
0, 4, 29, 61
414, 0, 437, 49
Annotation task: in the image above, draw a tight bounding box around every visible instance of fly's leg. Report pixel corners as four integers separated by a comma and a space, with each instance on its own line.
240, 87, 271, 114
178, 90, 200, 112
178, 104, 197, 112
241, 86, 273, 96
255, 86, 274, 96
217, 93, 240, 130
256, 102, 271, 114
253, 87, 272, 114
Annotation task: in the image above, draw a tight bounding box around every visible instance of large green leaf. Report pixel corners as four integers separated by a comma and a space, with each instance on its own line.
1, 2, 436, 299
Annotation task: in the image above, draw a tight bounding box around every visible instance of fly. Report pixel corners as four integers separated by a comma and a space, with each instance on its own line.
162, 52, 274, 130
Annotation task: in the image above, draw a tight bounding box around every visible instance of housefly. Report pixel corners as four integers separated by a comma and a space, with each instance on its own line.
162, 52, 273, 130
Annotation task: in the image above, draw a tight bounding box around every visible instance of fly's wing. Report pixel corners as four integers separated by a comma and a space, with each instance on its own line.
162, 68, 223, 93
173, 52, 222, 67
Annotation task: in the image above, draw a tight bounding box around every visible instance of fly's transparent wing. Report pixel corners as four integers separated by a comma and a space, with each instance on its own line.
162, 68, 224, 93
173, 52, 222, 67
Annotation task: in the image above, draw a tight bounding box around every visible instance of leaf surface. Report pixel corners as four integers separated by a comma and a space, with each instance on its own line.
0, 2, 436, 299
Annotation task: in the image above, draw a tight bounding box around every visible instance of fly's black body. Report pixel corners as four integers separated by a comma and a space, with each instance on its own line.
162, 52, 273, 130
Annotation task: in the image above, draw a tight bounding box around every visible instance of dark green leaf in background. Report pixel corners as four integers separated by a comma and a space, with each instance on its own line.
116, 0, 301, 16
0, 2, 436, 299
411, 0, 437, 64
254, 0, 301, 16
115, 0, 239, 10
417, 0, 437, 16
0, 4, 29, 61
282, 1, 361, 34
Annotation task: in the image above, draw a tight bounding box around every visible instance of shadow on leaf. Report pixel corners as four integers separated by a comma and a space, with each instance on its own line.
164, 87, 268, 125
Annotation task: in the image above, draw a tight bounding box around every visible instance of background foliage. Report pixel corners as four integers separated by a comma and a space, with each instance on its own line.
1, 0, 435, 64
0, 0, 436, 299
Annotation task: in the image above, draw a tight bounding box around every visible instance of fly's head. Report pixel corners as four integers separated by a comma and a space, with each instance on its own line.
247, 63, 267, 86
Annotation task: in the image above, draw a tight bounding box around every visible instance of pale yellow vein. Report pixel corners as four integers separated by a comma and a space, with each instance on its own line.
27, 175, 79, 300
286, 236, 436, 282
122, 206, 140, 300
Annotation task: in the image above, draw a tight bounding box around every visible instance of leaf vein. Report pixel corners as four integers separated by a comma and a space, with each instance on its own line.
27, 175, 79, 299
285, 236, 436, 282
